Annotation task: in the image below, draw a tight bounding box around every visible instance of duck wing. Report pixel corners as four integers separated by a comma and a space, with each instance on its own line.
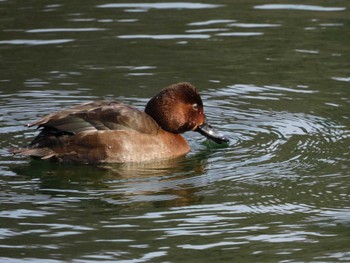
29, 101, 160, 135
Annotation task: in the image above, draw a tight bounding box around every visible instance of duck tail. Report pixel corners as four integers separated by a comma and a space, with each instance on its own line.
9, 147, 57, 160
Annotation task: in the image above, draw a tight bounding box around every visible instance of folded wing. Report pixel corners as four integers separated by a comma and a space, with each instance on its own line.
29, 101, 160, 135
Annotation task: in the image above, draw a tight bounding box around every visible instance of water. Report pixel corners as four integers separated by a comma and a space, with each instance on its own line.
1, 0, 350, 262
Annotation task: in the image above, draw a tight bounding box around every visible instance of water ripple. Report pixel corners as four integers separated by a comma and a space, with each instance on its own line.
0, 0, 349, 261
228, 23, 281, 28
188, 19, 236, 26
97, 3, 223, 11
117, 34, 210, 40
254, 4, 346, 12
26, 28, 106, 33
332, 77, 350, 82
216, 32, 263, 37
0, 39, 75, 45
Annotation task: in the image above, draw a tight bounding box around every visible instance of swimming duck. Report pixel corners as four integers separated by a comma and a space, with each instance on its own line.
12, 82, 228, 163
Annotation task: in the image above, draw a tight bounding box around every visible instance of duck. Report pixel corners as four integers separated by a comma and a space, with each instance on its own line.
11, 82, 229, 163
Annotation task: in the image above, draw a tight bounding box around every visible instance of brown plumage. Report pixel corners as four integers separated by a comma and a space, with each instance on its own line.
11, 83, 228, 163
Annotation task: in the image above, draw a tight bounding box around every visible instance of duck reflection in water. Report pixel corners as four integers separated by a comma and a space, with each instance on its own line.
11, 149, 218, 207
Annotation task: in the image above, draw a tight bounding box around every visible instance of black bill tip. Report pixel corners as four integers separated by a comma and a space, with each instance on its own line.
195, 121, 229, 144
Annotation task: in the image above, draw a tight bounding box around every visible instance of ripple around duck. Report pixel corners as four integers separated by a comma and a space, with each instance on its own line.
196, 85, 349, 184
201, 86, 329, 145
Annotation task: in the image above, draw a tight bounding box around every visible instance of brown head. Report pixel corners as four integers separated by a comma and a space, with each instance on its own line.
145, 82, 205, 133
145, 82, 229, 144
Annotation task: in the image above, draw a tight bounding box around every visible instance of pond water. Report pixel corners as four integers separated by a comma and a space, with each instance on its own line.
1, 0, 350, 262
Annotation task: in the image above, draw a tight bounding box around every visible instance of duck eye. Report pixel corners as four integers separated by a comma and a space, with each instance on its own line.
192, 103, 198, 111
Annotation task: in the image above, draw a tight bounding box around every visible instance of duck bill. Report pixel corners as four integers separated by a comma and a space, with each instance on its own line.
195, 120, 229, 144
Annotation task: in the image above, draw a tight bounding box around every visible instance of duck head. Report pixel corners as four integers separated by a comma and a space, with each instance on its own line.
145, 82, 229, 144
